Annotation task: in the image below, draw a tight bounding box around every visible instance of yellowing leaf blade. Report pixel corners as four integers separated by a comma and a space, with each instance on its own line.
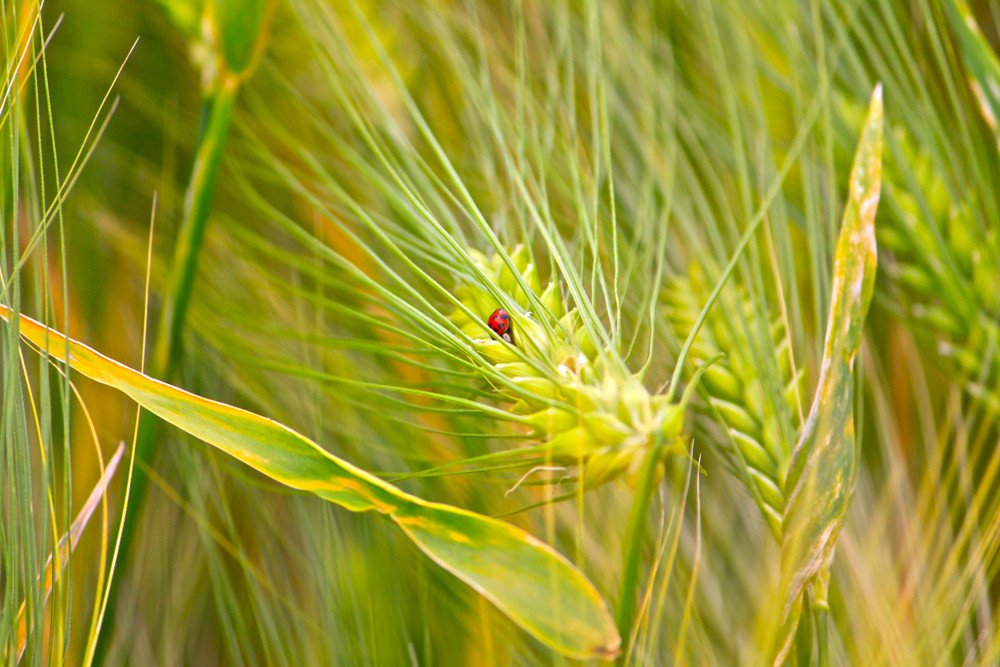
394, 504, 619, 660
774, 84, 883, 663
11, 445, 125, 663
0, 305, 620, 659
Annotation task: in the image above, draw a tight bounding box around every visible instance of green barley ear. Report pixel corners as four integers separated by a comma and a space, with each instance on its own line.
154, 0, 275, 91
207, 0, 275, 88
836, 100, 1000, 413
878, 149, 1000, 413
450, 245, 689, 492
943, 0, 1000, 147
773, 84, 883, 664
664, 270, 802, 538
151, 0, 203, 42
857, 2, 1000, 414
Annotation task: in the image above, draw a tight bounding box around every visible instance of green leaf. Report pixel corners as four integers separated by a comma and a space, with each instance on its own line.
775, 84, 883, 663
0, 305, 619, 661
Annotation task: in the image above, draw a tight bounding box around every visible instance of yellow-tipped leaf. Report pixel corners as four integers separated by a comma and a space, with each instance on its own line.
0, 305, 620, 660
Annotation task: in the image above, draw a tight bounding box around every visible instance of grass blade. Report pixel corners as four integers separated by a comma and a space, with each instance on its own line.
10, 444, 124, 664
0, 304, 620, 660
774, 83, 883, 663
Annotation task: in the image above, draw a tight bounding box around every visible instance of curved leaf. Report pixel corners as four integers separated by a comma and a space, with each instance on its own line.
775, 84, 883, 663
0, 305, 619, 660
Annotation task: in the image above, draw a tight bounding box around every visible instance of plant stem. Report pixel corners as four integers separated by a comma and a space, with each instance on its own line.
815, 606, 829, 667
615, 431, 665, 664
150, 81, 238, 379
92, 81, 239, 660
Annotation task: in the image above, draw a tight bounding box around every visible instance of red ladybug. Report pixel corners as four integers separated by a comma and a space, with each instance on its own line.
488, 308, 513, 343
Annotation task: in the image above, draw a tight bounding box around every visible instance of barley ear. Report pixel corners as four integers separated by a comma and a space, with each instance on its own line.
664, 272, 800, 539
452, 246, 688, 490
772, 84, 882, 664
869, 2, 1000, 413
942, 0, 1000, 149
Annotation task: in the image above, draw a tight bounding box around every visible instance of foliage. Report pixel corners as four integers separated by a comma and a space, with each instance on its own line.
4, 0, 1000, 665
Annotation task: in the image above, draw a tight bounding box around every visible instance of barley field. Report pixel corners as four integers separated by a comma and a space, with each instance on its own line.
2, 0, 1000, 665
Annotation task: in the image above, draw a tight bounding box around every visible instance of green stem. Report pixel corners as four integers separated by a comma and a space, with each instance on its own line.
92, 82, 239, 661
815, 607, 829, 667
615, 431, 665, 664
792, 597, 814, 666
150, 82, 238, 378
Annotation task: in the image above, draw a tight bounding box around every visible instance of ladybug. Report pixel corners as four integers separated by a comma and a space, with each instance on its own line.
488, 308, 513, 343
